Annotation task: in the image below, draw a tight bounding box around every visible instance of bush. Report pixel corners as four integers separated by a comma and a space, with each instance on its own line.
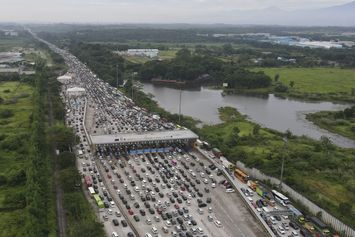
0, 109, 14, 118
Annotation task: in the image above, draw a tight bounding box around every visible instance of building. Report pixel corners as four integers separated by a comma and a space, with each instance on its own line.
57, 74, 72, 84
66, 87, 86, 97
126, 49, 159, 58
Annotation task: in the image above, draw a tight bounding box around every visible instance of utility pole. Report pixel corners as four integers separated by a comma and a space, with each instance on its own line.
178, 88, 182, 124
279, 137, 287, 189
116, 64, 119, 90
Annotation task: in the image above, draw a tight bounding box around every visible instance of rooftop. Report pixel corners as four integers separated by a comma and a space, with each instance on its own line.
90, 129, 198, 145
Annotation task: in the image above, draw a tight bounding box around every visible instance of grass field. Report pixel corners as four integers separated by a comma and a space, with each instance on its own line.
0, 81, 33, 237
254, 67, 355, 94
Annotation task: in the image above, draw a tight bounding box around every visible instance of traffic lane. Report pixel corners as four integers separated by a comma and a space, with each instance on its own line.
78, 160, 133, 237
97, 161, 149, 237
112, 159, 171, 237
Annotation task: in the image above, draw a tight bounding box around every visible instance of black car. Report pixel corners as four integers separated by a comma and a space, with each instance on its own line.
134, 202, 140, 208
176, 217, 183, 224
104, 202, 109, 208
197, 192, 203, 197
149, 208, 155, 214
289, 222, 299, 230
161, 213, 168, 220
170, 197, 175, 203
181, 224, 187, 231
133, 215, 140, 222
127, 232, 135, 237
274, 215, 281, 221
206, 197, 212, 203
112, 219, 119, 226
191, 219, 197, 226
204, 188, 210, 193
139, 209, 146, 216
121, 220, 128, 227
159, 192, 164, 198
166, 212, 172, 219
176, 198, 182, 204
125, 204, 130, 209
144, 202, 150, 208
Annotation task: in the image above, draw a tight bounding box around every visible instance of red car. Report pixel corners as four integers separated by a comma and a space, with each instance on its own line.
128, 209, 134, 215
252, 202, 257, 209
180, 187, 186, 191
107, 174, 112, 179
174, 204, 180, 209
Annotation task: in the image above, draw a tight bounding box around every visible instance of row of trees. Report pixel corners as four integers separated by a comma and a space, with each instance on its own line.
25, 68, 55, 237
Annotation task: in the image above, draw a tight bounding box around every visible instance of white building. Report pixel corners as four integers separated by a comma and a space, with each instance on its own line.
57, 74, 72, 84
66, 87, 86, 97
127, 49, 159, 58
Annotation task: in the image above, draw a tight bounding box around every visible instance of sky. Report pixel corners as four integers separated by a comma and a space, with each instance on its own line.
0, 0, 352, 23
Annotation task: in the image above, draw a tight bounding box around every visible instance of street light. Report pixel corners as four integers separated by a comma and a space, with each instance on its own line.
279, 137, 288, 189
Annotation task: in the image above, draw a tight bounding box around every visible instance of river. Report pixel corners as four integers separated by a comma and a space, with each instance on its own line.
142, 83, 355, 148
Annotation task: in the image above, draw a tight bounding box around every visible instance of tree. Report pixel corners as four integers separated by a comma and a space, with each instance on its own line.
58, 151, 76, 170
338, 202, 352, 216
253, 124, 261, 136
274, 74, 280, 82
289, 81, 295, 88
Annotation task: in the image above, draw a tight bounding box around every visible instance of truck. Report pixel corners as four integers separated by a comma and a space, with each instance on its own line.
234, 168, 249, 183
247, 180, 257, 191
212, 148, 223, 158
84, 175, 92, 187
256, 186, 267, 197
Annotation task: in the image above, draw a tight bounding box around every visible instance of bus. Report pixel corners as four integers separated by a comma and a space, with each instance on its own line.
93, 194, 104, 208
272, 190, 290, 206
234, 168, 249, 183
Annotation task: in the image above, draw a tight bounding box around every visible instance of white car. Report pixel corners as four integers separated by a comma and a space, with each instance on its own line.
214, 220, 222, 228
165, 220, 172, 227
226, 188, 235, 193
146, 219, 152, 225
151, 226, 158, 234
211, 183, 216, 188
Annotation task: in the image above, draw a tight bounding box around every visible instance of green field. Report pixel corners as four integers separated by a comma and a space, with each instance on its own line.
0, 81, 33, 237
254, 67, 355, 94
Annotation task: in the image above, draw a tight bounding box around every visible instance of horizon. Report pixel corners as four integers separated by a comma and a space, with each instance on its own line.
0, 0, 354, 26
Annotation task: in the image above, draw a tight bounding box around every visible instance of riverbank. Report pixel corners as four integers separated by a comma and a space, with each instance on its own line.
306, 108, 355, 140
126, 86, 355, 228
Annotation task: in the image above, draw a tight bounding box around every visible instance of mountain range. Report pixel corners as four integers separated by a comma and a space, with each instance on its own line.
213, 1, 355, 26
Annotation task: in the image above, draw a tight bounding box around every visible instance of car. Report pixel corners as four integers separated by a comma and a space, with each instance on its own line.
207, 215, 213, 222
277, 226, 285, 235
112, 232, 119, 237
128, 209, 134, 215
134, 202, 140, 208
151, 226, 158, 234
133, 215, 140, 222
226, 188, 235, 193
121, 220, 128, 227
149, 208, 155, 214
197, 208, 204, 214
214, 220, 222, 228
127, 232, 135, 237
165, 220, 172, 227
174, 204, 180, 209
146, 218, 152, 225
289, 222, 299, 230
112, 219, 119, 226
154, 215, 160, 222
115, 211, 121, 217
140, 209, 146, 216
162, 226, 169, 233
206, 197, 212, 203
